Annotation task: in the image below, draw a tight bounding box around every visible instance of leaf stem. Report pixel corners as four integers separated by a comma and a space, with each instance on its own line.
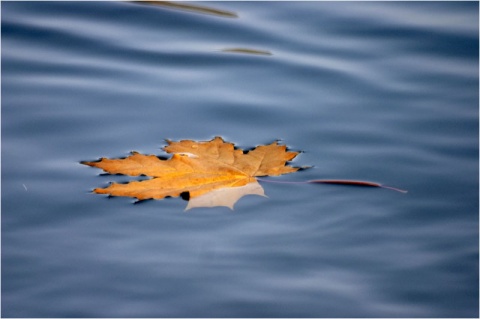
256, 178, 308, 184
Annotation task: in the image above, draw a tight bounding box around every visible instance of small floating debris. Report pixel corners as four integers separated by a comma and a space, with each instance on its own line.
221, 48, 272, 56
135, 1, 238, 18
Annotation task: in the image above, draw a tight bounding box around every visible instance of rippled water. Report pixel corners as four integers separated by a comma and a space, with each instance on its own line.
2, 1, 478, 317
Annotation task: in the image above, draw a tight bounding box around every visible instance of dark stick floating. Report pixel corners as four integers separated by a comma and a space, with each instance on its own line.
308, 179, 408, 193
257, 178, 407, 193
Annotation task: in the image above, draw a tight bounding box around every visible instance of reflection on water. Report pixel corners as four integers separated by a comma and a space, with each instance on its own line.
136, 1, 238, 18
221, 48, 273, 56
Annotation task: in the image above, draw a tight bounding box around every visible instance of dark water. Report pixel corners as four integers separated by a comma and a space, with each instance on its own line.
2, 1, 478, 317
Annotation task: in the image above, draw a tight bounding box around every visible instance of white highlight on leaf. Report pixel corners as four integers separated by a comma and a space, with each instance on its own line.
185, 180, 266, 211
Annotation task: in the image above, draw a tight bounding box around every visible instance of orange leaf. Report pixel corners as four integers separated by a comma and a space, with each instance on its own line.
82, 137, 300, 209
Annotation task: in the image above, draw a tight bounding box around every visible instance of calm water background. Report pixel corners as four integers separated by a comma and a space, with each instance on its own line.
2, 1, 478, 317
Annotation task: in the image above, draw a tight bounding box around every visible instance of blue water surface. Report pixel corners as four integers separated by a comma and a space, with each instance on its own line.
2, 1, 479, 317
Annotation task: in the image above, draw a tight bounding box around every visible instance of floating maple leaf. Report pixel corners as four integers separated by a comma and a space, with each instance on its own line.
82, 137, 300, 210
